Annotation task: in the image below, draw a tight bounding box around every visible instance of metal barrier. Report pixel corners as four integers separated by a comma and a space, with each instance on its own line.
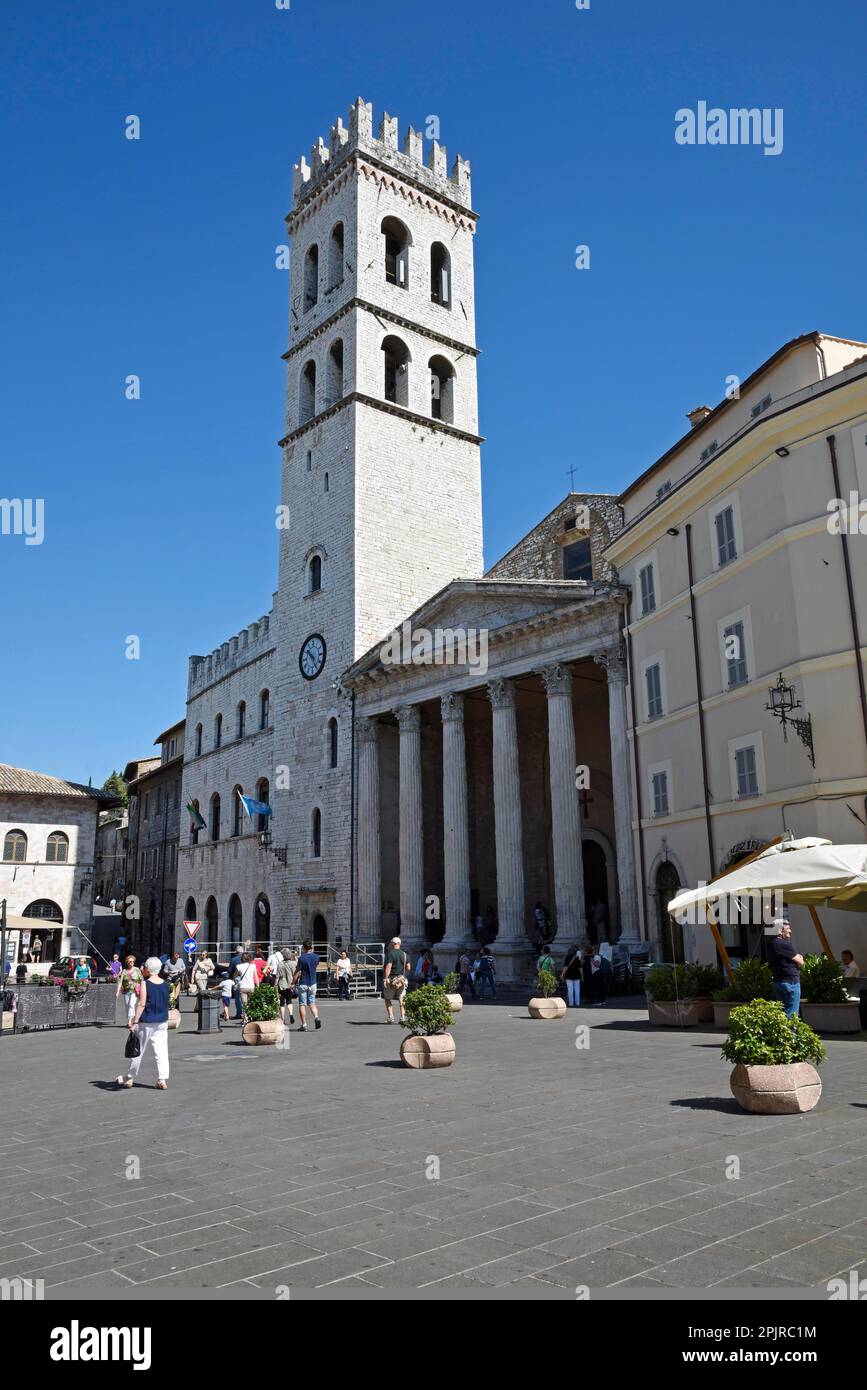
9, 982, 117, 1032
185, 941, 386, 999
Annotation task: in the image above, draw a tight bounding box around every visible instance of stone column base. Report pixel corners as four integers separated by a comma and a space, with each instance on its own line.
489, 939, 535, 986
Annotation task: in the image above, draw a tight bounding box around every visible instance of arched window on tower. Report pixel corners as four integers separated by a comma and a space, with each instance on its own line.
327, 338, 344, 406
429, 355, 455, 423
312, 807, 322, 858
430, 242, 451, 307
190, 799, 202, 847
236, 701, 246, 739
210, 793, 221, 842
259, 689, 270, 729
328, 221, 344, 290
381, 216, 410, 288
304, 243, 319, 310
328, 718, 338, 769
232, 785, 244, 837
299, 360, 316, 425
308, 554, 322, 593
256, 778, 270, 833
195, 723, 203, 756
323, 472, 329, 493
382, 335, 410, 408
205, 895, 219, 941
214, 713, 222, 749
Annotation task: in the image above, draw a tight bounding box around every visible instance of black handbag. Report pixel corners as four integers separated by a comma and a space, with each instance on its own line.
124, 1029, 141, 1059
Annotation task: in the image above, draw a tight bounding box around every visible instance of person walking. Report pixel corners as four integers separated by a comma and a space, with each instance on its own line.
475, 947, 497, 999
190, 951, 215, 995
537, 944, 556, 977
561, 945, 582, 1008
117, 955, 142, 1024
164, 951, 187, 1009
235, 953, 259, 1019
582, 944, 603, 1006
334, 949, 352, 1001
228, 946, 244, 1019
457, 950, 476, 1000
765, 918, 804, 1017
383, 936, 409, 1023
293, 941, 322, 1032
275, 948, 298, 1027
106, 952, 123, 985
117, 957, 170, 1090
219, 971, 233, 1023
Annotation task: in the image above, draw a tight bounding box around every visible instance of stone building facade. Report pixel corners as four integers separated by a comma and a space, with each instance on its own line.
94, 809, 128, 906
124, 721, 185, 958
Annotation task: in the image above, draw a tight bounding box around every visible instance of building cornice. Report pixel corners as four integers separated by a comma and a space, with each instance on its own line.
286, 150, 478, 234
279, 393, 483, 448
283, 296, 479, 362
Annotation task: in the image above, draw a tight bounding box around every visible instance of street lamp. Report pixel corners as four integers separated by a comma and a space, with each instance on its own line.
765, 673, 815, 766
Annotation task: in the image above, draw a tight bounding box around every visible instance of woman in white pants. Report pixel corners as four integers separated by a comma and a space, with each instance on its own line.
118, 957, 171, 1090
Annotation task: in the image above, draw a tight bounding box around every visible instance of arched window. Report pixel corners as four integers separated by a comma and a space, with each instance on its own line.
205, 895, 219, 942
328, 221, 344, 290
309, 554, 322, 593
46, 831, 69, 863
254, 892, 270, 939
195, 723, 203, 756
259, 689, 270, 729
382, 335, 410, 407
312, 807, 322, 858
381, 216, 410, 288
185, 897, 197, 923
210, 793, 221, 842
3, 830, 26, 863
563, 537, 593, 581
304, 243, 319, 310
328, 717, 338, 769
228, 893, 243, 946
300, 360, 316, 424
327, 338, 344, 406
323, 471, 329, 493
256, 779, 270, 833
429, 355, 455, 423
430, 242, 451, 307
23, 899, 63, 922
214, 713, 222, 749
232, 785, 244, 837
236, 701, 246, 739
190, 798, 202, 846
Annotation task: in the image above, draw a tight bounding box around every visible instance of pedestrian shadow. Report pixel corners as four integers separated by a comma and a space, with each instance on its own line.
347, 1021, 391, 1026
91, 1079, 126, 1091
670, 1096, 742, 1114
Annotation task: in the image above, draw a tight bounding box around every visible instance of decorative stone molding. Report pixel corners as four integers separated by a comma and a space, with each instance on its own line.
540, 663, 573, 698
487, 677, 516, 710
594, 647, 628, 683
355, 717, 380, 745
395, 704, 422, 733
440, 691, 465, 723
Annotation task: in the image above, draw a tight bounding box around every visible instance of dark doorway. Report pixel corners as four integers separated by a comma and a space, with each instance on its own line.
312, 913, 327, 944
657, 861, 683, 963
582, 840, 609, 938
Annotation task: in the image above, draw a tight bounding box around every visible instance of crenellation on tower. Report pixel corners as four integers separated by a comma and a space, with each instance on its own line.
290, 96, 473, 215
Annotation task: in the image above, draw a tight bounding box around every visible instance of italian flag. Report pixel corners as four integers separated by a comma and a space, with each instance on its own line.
187, 800, 206, 831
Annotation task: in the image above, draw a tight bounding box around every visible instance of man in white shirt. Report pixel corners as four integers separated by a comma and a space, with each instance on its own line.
841, 950, 860, 979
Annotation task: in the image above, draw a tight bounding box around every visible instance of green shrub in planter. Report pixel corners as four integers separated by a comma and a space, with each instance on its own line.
800, 954, 849, 1004
401, 984, 454, 1036
645, 964, 685, 1001
536, 968, 560, 999
721, 998, 826, 1067
713, 957, 775, 1003
243, 983, 280, 1022
442, 972, 459, 994
686, 962, 724, 997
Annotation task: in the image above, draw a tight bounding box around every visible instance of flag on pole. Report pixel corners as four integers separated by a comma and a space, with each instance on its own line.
238, 791, 272, 819
186, 800, 206, 831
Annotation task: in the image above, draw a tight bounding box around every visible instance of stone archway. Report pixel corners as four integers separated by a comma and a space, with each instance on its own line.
581, 827, 618, 940
656, 861, 683, 963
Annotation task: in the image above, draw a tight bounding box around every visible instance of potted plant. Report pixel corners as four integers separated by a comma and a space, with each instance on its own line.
645, 964, 707, 1026
442, 971, 463, 1014
711, 958, 775, 1028
399, 984, 455, 1068
241, 983, 284, 1046
722, 998, 825, 1113
800, 954, 861, 1034
529, 968, 566, 1020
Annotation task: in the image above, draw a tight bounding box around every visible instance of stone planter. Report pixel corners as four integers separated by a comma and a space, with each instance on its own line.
400, 1033, 456, 1069
445, 993, 463, 1014
167, 1008, 182, 1030
712, 1001, 736, 1029
242, 1018, 284, 1046
800, 1000, 861, 1034
528, 997, 567, 1019
648, 999, 707, 1027
730, 1062, 822, 1114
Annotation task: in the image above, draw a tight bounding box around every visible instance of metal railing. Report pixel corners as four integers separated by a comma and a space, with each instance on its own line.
182, 941, 386, 998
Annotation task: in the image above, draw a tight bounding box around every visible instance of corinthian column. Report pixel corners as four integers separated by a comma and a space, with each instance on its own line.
356, 717, 381, 941
487, 678, 526, 943
540, 663, 585, 945
595, 647, 640, 940
396, 704, 425, 948
439, 692, 470, 948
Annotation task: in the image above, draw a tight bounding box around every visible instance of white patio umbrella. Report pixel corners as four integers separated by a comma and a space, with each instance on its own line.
666, 836, 867, 977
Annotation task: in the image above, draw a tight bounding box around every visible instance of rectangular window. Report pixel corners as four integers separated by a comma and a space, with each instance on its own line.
562, 538, 592, 581
639, 562, 656, 615
652, 771, 669, 817
645, 663, 663, 720
724, 620, 748, 687
715, 505, 737, 566
735, 745, 759, 797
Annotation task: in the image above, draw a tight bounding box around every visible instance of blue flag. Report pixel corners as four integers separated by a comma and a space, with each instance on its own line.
238, 793, 272, 819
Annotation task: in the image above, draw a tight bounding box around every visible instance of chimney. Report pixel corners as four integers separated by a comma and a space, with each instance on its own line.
687, 405, 713, 428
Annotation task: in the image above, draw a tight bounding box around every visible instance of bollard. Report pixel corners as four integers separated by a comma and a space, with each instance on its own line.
197, 992, 222, 1033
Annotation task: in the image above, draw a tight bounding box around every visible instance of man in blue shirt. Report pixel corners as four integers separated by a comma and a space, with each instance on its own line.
292, 940, 322, 1032
765, 918, 804, 1017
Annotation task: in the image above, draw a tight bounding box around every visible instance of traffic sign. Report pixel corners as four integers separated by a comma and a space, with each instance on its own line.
183, 938, 197, 954
183, 920, 201, 938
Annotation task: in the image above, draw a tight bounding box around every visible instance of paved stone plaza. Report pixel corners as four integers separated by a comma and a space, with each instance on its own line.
1, 996, 866, 1298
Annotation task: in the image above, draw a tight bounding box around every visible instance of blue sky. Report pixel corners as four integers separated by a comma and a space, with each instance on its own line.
3, 0, 866, 784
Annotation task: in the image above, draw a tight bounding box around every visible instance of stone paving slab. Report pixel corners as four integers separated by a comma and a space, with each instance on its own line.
1, 994, 866, 1296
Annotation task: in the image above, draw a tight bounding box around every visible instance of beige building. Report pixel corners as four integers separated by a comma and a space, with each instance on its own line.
607, 333, 867, 963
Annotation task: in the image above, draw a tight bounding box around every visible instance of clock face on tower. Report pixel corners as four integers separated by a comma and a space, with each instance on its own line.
299, 633, 326, 680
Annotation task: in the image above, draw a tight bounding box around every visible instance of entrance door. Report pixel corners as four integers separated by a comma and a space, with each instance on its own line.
312, 913, 328, 947
657, 862, 683, 963
582, 840, 609, 941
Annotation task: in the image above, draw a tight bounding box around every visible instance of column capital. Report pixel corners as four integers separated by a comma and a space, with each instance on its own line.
440, 690, 465, 723
594, 646, 628, 683
395, 704, 422, 733
355, 716, 380, 745
487, 677, 517, 710
539, 662, 573, 698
